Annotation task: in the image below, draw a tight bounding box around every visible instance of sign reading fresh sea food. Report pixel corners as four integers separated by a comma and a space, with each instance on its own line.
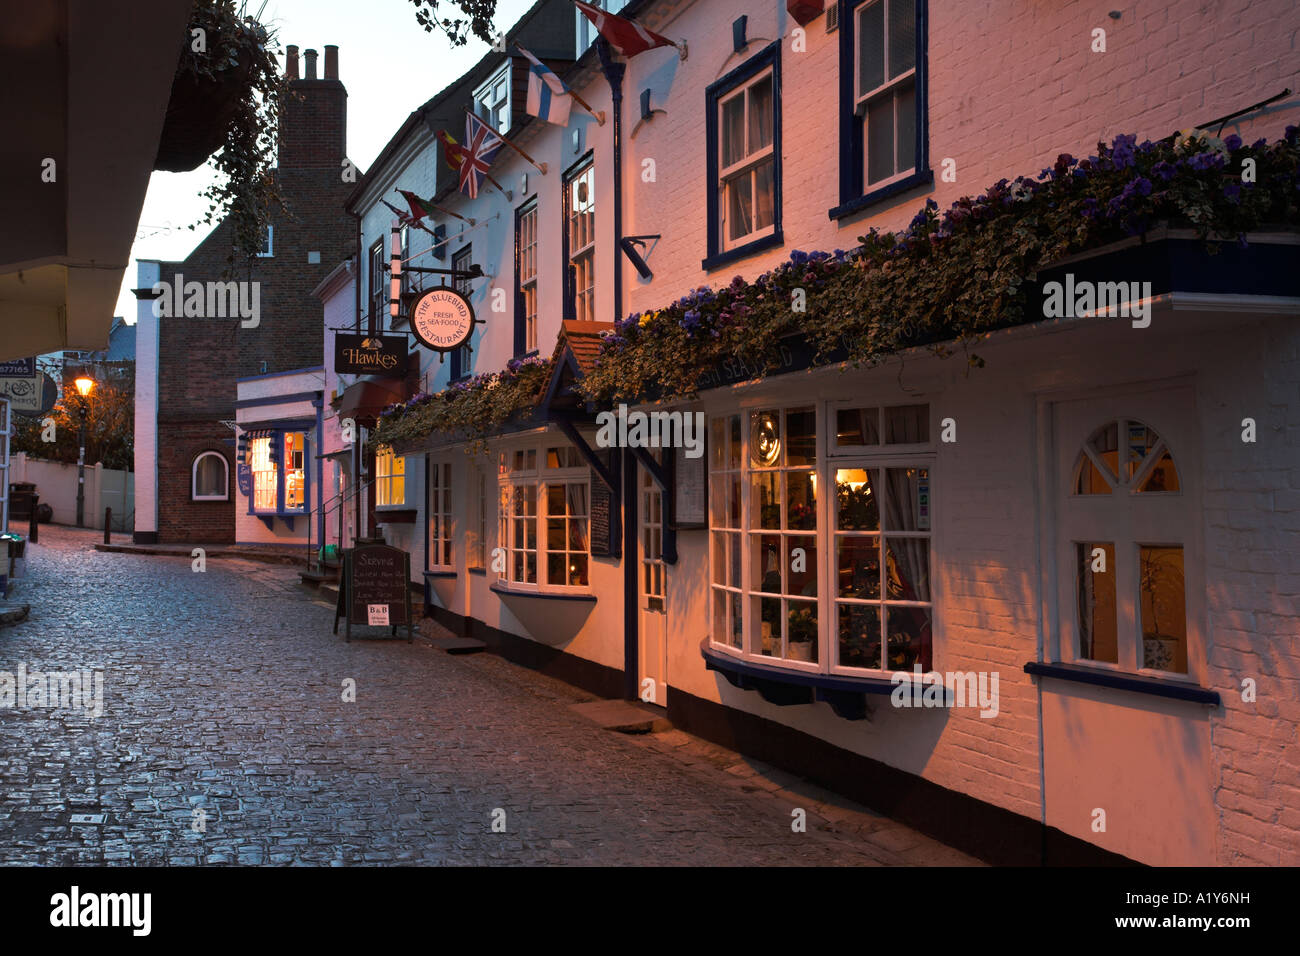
334, 333, 409, 376
409, 287, 475, 353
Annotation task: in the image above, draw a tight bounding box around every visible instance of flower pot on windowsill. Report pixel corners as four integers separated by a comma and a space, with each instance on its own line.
1142, 634, 1177, 671
788, 640, 814, 662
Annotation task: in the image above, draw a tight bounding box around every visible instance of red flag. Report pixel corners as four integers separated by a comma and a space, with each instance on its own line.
574, 1, 678, 58
396, 190, 434, 221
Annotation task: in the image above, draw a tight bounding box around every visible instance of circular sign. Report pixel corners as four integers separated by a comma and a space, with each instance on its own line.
410, 287, 475, 353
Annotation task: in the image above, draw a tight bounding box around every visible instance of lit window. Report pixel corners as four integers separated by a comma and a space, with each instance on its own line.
564, 160, 596, 321
498, 440, 590, 591
191, 451, 229, 501
468, 464, 488, 570
249, 436, 278, 512
709, 402, 933, 674
376, 445, 406, 507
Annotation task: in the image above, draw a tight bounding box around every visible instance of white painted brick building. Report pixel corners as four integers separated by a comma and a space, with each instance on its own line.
336, 0, 1300, 865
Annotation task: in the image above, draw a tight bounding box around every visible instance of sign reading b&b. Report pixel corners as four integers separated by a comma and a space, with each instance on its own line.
334, 334, 408, 377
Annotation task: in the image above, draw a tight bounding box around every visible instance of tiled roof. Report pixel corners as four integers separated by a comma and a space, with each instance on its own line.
553, 320, 613, 376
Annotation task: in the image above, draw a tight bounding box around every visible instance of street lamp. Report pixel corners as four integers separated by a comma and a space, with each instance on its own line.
70, 368, 95, 527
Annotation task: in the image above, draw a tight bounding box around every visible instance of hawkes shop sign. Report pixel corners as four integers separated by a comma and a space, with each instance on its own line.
334, 334, 409, 377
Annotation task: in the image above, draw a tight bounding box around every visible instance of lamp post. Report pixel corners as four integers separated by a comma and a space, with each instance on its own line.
72, 370, 95, 528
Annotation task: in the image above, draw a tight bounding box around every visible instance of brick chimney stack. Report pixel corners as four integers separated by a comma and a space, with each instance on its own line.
278, 43, 347, 169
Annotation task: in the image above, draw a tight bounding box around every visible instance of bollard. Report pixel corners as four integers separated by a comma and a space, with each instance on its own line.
104, 508, 112, 545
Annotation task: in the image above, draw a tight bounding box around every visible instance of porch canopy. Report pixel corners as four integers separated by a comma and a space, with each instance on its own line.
334, 375, 410, 427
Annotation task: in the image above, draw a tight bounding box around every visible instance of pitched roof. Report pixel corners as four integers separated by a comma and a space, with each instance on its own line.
554, 319, 613, 376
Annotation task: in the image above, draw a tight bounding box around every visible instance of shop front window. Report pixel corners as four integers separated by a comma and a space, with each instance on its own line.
245, 428, 310, 515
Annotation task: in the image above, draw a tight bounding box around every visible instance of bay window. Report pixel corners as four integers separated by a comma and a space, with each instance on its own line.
708, 401, 933, 674
497, 440, 591, 592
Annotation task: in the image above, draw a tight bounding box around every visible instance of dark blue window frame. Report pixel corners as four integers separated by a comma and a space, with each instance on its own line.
829, 0, 932, 221
244, 423, 312, 520
449, 244, 473, 381
560, 152, 594, 320
514, 196, 539, 358
703, 41, 783, 272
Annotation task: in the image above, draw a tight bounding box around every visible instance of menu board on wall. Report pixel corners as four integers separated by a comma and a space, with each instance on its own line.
588, 449, 618, 558
674, 446, 707, 528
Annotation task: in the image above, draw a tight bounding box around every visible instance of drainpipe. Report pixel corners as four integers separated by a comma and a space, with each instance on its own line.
597, 38, 625, 325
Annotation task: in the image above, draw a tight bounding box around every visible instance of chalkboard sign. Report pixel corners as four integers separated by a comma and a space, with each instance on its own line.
333, 543, 413, 642
588, 450, 617, 558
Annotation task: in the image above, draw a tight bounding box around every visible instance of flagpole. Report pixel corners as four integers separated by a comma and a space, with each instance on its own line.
568, 88, 606, 126
396, 190, 474, 226
465, 107, 547, 175
406, 212, 499, 261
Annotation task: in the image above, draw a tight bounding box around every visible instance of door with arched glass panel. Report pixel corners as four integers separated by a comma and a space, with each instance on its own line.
1053, 389, 1203, 680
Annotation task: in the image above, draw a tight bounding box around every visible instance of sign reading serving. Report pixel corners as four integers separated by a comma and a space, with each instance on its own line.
333, 543, 414, 643
334, 334, 409, 376
410, 287, 475, 353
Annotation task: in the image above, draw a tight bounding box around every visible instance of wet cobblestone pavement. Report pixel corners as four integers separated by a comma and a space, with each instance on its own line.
0, 526, 979, 866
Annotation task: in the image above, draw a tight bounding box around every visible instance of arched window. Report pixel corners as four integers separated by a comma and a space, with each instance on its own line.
192, 451, 229, 501
1073, 418, 1180, 496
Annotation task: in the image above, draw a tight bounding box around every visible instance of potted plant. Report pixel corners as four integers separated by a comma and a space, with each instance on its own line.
158, 1, 288, 269
787, 605, 816, 661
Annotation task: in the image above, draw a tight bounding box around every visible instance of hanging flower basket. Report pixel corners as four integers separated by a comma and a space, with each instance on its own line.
154, 57, 252, 172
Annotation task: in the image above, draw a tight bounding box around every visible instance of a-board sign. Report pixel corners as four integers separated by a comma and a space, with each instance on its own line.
409, 287, 475, 353
333, 543, 413, 642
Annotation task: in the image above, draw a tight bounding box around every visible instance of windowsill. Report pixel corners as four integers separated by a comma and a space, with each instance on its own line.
829, 169, 934, 221
1023, 661, 1221, 705
701, 230, 784, 272
468, 567, 487, 575
701, 638, 898, 720
192, 497, 230, 503
423, 569, 457, 579
490, 581, 597, 602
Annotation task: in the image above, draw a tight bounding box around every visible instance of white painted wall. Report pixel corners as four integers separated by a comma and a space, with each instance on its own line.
132, 259, 160, 536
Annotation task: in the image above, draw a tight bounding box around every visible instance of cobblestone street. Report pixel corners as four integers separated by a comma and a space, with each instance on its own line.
0, 527, 978, 866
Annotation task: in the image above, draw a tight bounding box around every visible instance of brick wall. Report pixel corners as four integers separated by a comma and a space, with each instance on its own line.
152, 57, 355, 543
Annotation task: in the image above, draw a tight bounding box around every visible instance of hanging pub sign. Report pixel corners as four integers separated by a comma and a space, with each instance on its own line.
0, 371, 57, 418
334, 333, 409, 377
409, 287, 475, 353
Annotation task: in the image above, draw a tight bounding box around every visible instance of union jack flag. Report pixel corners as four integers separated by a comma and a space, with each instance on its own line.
457, 111, 505, 199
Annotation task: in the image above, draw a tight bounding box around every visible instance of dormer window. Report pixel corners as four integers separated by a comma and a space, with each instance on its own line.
475, 63, 511, 134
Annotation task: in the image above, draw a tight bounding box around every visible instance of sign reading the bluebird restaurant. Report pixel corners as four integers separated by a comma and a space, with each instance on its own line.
409, 287, 475, 353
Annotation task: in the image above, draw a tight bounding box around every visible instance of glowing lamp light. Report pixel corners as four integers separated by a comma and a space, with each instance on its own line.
73, 374, 95, 398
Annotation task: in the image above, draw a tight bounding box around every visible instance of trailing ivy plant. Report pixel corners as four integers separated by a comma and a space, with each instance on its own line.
372, 356, 553, 454
182, 0, 287, 274
375, 129, 1300, 450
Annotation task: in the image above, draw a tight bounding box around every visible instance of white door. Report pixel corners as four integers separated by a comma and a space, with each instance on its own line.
638, 460, 668, 706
